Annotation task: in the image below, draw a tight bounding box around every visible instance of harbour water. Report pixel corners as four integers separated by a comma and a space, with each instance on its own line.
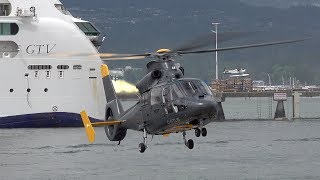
1, 100, 320, 179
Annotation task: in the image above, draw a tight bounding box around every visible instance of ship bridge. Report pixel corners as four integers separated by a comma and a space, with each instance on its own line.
53, 0, 104, 49
73, 17, 104, 49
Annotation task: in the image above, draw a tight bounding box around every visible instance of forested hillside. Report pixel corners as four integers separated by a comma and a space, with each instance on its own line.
62, 0, 320, 84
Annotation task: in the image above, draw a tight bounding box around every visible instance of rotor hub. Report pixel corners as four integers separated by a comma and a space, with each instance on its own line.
156, 48, 171, 54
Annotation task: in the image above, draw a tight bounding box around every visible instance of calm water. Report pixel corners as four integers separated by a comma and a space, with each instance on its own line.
1, 100, 320, 179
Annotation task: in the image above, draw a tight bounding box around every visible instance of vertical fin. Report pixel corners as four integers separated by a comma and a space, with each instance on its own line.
100, 64, 124, 113
101, 64, 116, 102
80, 110, 95, 143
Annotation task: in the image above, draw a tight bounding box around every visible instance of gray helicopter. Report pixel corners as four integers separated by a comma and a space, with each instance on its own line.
80, 38, 305, 153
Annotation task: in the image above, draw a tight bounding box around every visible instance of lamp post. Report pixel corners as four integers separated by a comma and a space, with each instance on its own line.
211, 22, 220, 80
263, 72, 272, 87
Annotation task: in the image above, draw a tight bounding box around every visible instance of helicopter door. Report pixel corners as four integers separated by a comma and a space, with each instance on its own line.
162, 86, 178, 114
142, 87, 166, 123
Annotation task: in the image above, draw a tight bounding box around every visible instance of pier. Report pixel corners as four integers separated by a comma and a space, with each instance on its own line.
213, 90, 320, 98
213, 90, 320, 121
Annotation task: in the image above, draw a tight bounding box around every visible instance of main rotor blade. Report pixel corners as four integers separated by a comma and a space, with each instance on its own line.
99, 52, 151, 60
98, 53, 139, 58
173, 31, 254, 52
100, 55, 148, 61
179, 39, 307, 55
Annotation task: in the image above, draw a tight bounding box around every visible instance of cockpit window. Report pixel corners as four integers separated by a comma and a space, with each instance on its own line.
201, 81, 213, 95
180, 81, 196, 95
192, 80, 212, 95
75, 22, 100, 36
0, 3, 11, 16
178, 80, 212, 96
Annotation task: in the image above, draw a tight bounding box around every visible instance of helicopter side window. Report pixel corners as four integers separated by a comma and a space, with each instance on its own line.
172, 84, 184, 98
162, 86, 178, 114
180, 81, 196, 96
141, 91, 150, 106
162, 87, 172, 103
151, 88, 162, 105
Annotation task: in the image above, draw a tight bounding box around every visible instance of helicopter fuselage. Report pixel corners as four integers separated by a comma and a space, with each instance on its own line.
120, 78, 218, 135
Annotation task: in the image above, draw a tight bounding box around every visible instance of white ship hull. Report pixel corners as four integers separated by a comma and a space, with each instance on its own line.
0, 0, 107, 127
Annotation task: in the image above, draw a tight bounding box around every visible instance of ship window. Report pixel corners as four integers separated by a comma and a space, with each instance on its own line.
54, 4, 71, 15
58, 71, 64, 79
46, 71, 51, 78
28, 65, 52, 70
0, 3, 11, 16
73, 65, 82, 70
75, 22, 100, 36
0, 23, 19, 35
0, 41, 19, 58
34, 71, 39, 78
57, 65, 69, 70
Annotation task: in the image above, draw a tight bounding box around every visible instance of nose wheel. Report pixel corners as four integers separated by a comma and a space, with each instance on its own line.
186, 139, 194, 149
139, 128, 148, 153
139, 143, 146, 153
183, 132, 194, 149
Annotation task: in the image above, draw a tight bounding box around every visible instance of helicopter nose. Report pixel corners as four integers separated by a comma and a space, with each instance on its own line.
194, 100, 218, 119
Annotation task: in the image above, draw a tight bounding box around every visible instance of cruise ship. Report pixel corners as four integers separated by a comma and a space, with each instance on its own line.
0, 0, 107, 127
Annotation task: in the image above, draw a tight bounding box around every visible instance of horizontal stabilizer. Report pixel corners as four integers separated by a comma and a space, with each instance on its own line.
80, 110, 96, 143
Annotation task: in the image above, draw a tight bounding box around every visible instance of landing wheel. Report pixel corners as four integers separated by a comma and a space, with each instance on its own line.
186, 139, 194, 149
139, 128, 148, 153
139, 143, 146, 153
195, 128, 201, 137
201, 128, 207, 137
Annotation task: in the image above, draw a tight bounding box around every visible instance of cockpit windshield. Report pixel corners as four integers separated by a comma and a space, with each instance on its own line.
177, 80, 212, 96
148, 80, 211, 105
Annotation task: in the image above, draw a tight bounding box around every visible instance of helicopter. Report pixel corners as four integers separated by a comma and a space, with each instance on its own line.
80, 38, 306, 153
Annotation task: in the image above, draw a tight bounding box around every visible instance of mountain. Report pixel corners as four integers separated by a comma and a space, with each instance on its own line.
241, 0, 320, 8
62, 0, 320, 84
